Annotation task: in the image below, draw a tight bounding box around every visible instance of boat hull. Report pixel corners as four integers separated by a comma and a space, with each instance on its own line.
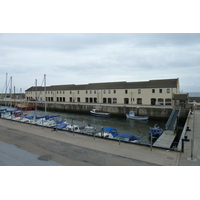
90, 111, 110, 117
126, 114, 148, 120
16, 106, 37, 111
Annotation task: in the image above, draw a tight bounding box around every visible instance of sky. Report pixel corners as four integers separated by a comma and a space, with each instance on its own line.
0, 1, 200, 93
1, 33, 200, 93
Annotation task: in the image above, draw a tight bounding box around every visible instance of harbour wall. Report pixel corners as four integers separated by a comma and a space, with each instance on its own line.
1, 101, 189, 119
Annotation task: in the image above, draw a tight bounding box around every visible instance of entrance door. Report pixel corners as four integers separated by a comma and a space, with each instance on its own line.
124, 98, 129, 104
151, 98, 156, 105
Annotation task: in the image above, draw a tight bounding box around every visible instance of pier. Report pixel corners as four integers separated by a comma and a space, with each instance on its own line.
153, 107, 182, 149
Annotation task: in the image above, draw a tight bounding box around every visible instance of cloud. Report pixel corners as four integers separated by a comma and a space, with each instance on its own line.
0, 33, 200, 92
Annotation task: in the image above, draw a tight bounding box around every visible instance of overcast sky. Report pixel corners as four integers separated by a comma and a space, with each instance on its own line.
1, 33, 200, 93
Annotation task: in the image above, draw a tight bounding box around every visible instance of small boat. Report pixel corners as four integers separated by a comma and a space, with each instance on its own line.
148, 124, 163, 139
64, 124, 81, 133
115, 133, 140, 143
90, 109, 110, 117
126, 111, 148, 120
53, 122, 69, 130
81, 125, 96, 135
16, 102, 37, 111
96, 127, 119, 138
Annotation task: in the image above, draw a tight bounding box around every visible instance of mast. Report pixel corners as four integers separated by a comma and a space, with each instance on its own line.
35, 79, 37, 101
10, 76, 12, 108
4, 73, 8, 107
44, 74, 47, 115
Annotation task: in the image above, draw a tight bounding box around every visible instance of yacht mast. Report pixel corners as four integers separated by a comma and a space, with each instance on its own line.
10, 76, 12, 108
44, 74, 47, 115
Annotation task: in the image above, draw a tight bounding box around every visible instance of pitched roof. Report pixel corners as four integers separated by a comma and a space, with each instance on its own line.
25, 78, 179, 91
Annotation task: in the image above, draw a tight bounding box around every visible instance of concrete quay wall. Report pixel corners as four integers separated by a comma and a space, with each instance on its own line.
0, 101, 189, 119
37, 102, 188, 119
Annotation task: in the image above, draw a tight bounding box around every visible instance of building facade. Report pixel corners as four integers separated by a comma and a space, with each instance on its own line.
25, 78, 180, 106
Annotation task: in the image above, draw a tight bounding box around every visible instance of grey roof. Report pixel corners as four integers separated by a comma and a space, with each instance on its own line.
25, 78, 179, 91
173, 93, 188, 100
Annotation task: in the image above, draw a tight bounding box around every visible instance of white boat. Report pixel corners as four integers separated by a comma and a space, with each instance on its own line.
126, 111, 148, 120
64, 124, 81, 133
96, 127, 119, 138
90, 109, 110, 117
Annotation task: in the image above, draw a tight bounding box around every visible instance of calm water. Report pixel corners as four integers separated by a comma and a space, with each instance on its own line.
188, 92, 200, 97
25, 109, 167, 145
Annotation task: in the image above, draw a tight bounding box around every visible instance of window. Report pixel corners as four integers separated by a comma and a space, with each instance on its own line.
113, 98, 117, 104
152, 89, 155, 93
90, 90, 92, 94
137, 98, 142, 104
125, 90, 128, 94
86, 90, 88, 94
77, 97, 80, 102
165, 98, 171, 105
114, 90, 116, 94
159, 89, 162, 93
108, 90, 111, 94
94, 90, 96, 94
138, 89, 141, 94
158, 98, 164, 105
124, 98, 129, 104
77, 91, 79, 94
167, 88, 170, 93
104, 90, 106, 94
108, 98, 112, 103
70, 91, 72, 94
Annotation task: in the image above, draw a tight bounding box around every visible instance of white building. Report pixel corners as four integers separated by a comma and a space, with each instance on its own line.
25, 78, 181, 106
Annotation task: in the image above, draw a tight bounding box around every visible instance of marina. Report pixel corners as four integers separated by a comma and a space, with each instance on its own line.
0, 103, 186, 149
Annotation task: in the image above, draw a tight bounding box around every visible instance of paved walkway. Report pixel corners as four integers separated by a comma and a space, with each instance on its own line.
178, 109, 200, 165
0, 141, 62, 166
0, 109, 200, 166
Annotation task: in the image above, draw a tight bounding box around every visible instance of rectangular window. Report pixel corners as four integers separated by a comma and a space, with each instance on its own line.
167, 88, 170, 93
108, 90, 111, 94
152, 89, 155, 93
94, 90, 96, 94
114, 90, 116, 94
86, 90, 88, 94
104, 90, 106, 94
113, 98, 117, 104
138, 89, 141, 94
125, 90, 128, 94
77, 91, 79, 94
90, 90, 92, 94
159, 89, 162, 93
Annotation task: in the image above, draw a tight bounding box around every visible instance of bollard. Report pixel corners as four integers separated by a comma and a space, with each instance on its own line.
181, 137, 190, 152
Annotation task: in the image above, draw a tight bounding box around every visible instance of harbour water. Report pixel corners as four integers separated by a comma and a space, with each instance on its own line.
25, 109, 167, 145
188, 92, 200, 97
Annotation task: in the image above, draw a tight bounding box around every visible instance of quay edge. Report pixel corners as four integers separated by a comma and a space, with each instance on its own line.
0, 101, 189, 119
